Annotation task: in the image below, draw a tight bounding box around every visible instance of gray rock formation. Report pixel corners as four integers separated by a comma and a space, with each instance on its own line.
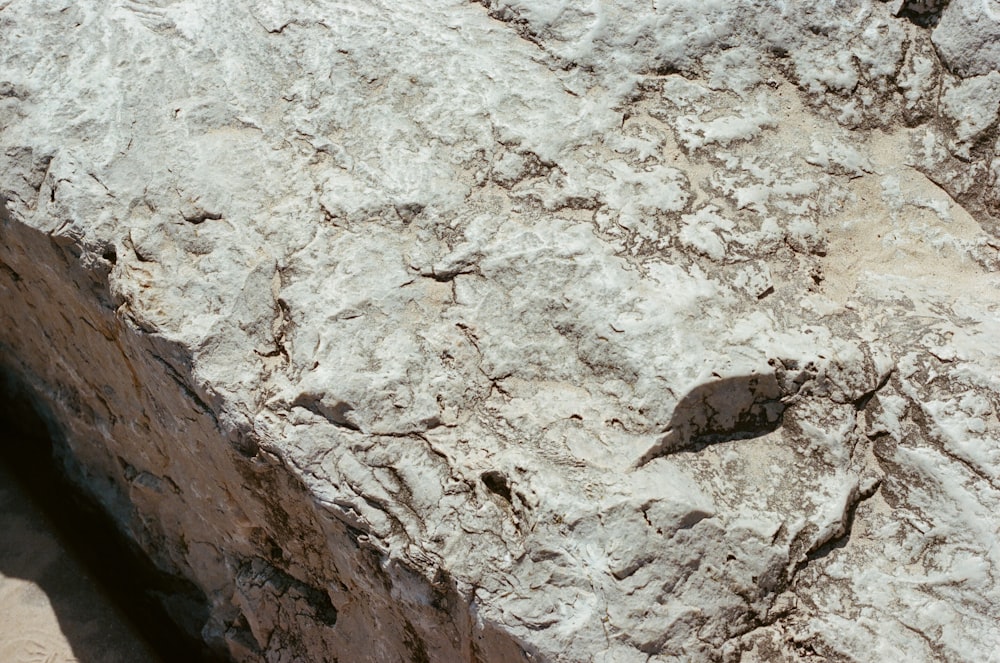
2, 0, 1000, 660
932, 0, 1000, 77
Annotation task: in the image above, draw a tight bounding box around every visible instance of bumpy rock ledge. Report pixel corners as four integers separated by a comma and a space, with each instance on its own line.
3, 1, 1000, 661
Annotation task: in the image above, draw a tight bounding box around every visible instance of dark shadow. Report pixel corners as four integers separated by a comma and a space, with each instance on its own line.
0, 464, 163, 662
637, 373, 785, 466
894, 0, 948, 27
0, 370, 226, 662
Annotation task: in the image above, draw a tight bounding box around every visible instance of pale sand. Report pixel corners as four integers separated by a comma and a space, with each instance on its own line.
0, 463, 161, 663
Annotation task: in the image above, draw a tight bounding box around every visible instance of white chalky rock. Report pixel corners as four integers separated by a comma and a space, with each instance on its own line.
933, 0, 1000, 77
2, 1, 1000, 661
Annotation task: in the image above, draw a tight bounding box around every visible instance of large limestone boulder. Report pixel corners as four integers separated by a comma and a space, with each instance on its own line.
2, 1, 999, 660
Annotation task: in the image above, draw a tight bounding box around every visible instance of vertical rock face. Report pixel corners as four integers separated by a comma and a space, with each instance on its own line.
2, 1, 1000, 661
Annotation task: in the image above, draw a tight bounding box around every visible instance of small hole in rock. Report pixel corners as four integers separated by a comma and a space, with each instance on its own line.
481, 470, 512, 503
895, 0, 948, 27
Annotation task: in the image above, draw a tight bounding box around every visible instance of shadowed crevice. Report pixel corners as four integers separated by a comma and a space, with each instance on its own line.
894, 0, 949, 28
0, 368, 226, 663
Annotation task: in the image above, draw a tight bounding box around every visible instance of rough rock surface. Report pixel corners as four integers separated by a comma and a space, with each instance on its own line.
2, 0, 1000, 661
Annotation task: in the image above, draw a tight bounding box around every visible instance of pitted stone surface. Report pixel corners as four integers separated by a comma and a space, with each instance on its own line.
2, 1, 1000, 661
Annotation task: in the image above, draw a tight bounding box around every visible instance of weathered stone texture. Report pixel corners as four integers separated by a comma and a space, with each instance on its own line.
2, 1, 1000, 661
